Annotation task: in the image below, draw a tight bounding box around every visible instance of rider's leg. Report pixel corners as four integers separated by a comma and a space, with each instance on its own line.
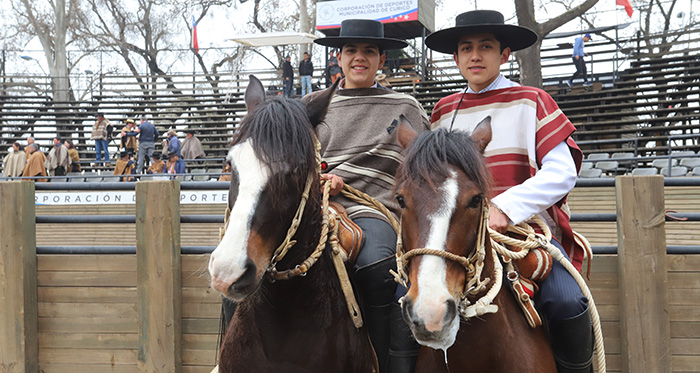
536, 239, 593, 373
354, 218, 399, 373
389, 285, 420, 373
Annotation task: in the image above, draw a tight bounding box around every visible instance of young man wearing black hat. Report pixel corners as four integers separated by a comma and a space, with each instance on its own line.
427, 10, 592, 373
309, 18, 430, 373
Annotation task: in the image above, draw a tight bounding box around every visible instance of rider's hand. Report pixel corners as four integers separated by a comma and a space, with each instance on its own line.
489, 205, 510, 234
321, 174, 344, 196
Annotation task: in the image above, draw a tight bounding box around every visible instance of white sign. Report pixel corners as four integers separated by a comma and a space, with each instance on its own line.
316, 0, 418, 30
35, 190, 229, 205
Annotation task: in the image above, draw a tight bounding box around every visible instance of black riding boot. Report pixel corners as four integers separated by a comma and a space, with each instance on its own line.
549, 306, 594, 373
355, 256, 398, 373
389, 301, 420, 373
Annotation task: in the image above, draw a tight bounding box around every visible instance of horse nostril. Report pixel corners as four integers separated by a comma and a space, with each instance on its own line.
232, 258, 257, 292
444, 298, 457, 322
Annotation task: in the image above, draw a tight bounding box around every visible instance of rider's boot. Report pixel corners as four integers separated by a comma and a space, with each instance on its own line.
549, 306, 594, 373
389, 301, 420, 373
355, 256, 398, 373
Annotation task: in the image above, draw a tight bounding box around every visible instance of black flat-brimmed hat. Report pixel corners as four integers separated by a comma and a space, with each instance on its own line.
426, 10, 538, 54
314, 19, 408, 50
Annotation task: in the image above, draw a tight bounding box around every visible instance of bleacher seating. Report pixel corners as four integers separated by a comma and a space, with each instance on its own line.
661, 166, 689, 177
2, 27, 699, 180
652, 158, 678, 169
692, 167, 700, 177
680, 158, 700, 169
579, 168, 603, 178
630, 167, 658, 176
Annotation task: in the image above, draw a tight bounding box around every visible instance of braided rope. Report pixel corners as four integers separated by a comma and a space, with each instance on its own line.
336, 177, 605, 372
488, 216, 606, 373
269, 177, 331, 280
269, 172, 314, 264
340, 184, 400, 233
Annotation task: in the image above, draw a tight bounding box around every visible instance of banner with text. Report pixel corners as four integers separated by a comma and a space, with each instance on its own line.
35, 190, 229, 205
316, 0, 418, 30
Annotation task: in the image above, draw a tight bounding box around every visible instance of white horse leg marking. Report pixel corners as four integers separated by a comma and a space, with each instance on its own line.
414, 170, 461, 349
209, 140, 270, 292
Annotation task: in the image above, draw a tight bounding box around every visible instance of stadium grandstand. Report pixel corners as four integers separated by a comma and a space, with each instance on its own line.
1, 26, 699, 181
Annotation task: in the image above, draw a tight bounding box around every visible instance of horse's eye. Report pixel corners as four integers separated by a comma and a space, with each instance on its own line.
467, 194, 483, 209
395, 194, 406, 209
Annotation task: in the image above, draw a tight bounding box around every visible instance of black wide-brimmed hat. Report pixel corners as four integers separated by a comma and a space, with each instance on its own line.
426, 10, 538, 54
314, 19, 408, 50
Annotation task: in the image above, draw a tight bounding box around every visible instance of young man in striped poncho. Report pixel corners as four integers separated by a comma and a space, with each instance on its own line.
426, 10, 592, 373
307, 19, 431, 373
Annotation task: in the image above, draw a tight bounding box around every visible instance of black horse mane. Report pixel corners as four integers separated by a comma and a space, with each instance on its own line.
396, 128, 492, 195
233, 97, 318, 201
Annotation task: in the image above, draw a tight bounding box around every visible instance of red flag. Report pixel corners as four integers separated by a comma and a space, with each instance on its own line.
616, 0, 634, 17
192, 16, 200, 53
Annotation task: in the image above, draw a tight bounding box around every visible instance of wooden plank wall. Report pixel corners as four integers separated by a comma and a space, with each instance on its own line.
569, 186, 700, 247
36, 255, 220, 372
19, 184, 700, 371
586, 254, 700, 372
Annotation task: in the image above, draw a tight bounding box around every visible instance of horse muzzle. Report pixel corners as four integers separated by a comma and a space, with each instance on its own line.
401, 295, 460, 350
210, 257, 260, 301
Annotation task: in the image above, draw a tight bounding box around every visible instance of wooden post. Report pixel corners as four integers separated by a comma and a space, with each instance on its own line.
136, 180, 182, 372
0, 181, 38, 372
616, 175, 671, 372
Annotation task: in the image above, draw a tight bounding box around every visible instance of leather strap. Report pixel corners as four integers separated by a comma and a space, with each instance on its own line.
329, 217, 364, 329
328, 201, 364, 264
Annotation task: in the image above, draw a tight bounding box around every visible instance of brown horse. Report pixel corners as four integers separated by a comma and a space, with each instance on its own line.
208, 76, 376, 372
393, 116, 556, 372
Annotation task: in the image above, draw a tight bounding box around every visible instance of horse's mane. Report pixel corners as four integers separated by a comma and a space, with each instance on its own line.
232, 97, 318, 200
396, 128, 492, 195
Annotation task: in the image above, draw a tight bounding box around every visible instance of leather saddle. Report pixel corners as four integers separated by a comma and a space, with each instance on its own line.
328, 201, 365, 264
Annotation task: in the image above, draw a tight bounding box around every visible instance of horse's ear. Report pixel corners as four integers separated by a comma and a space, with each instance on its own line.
397, 114, 418, 150
244, 75, 266, 112
471, 115, 492, 154
302, 78, 340, 128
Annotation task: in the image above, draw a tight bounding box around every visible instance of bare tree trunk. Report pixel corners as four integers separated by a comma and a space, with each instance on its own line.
515, 40, 543, 88
514, 0, 599, 87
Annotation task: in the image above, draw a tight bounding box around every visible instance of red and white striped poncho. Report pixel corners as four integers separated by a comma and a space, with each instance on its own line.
431, 84, 585, 271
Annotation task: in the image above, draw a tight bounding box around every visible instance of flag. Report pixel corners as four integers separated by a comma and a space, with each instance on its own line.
616, 0, 634, 17
192, 16, 200, 53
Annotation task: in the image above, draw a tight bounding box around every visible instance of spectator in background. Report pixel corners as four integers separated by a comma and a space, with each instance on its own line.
182, 129, 206, 160
328, 50, 343, 84
91, 112, 111, 166
218, 162, 232, 182
135, 116, 159, 174
146, 153, 165, 174
299, 51, 314, 96
114, 150, 136, 181
3, 142, 27, 177
120, 118, 139, 156
22, 143, 48, 182
166, 129, 181, 157
25, 137, 35, 157
161, 137, 170, 159
64, 140, 82, 173
567, 33, 592, 87
45, 137, 71, 177
282, 55, 294, 97
164, 152, 185, 175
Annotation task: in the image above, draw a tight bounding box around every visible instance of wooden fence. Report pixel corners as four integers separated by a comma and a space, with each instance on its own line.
2, 177, 700, 372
